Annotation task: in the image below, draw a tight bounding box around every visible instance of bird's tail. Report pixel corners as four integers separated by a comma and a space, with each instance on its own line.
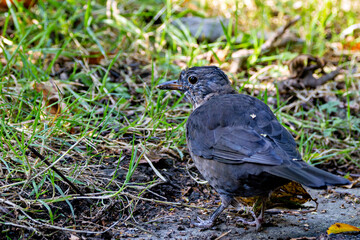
268, 164, 350, 189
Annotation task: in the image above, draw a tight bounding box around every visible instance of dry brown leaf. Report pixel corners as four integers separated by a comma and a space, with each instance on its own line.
270, 181, 313, 205
86, 51, 105, 65
327, 222, 360, 235
32, 80, 67, 116
236, 181, 313, 212
0, 0, 37, 10
287, 54, 325, 78
81, 50, 120, 65
277, 54, 341, 93
344, 177, 360, 189
139, 149, 162, 164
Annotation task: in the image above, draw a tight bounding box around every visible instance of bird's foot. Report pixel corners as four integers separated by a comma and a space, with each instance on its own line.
236, 210, 263, 231
192, 195, 232, 229
191, 216, 214, 228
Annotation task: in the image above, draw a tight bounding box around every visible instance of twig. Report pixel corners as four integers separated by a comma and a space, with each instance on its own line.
277, 67, 342, 93
75, 192, 208, 210
13, 190, 208, 210
260, 15, 301, 52
26, 144, 93, 204
0, 197, 118, 235
127, 181, 168, 200
119, 136, 160, 141
139, 144, 168, 182
2, 222, 39, 234
215, 230, 232, 240
28, 136, 85, 181
230, 16, 301, 73
248, 65, 276, 83
143, 153, 167, 182
125, 220, 160, 238
336, 170, 360, 178
186, 159, 208, 184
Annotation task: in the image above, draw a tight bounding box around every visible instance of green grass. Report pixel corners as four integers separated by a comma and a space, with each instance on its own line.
0, 0, 359, 238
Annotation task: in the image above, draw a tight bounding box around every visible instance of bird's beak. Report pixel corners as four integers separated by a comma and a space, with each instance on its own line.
157, 80, 183, 90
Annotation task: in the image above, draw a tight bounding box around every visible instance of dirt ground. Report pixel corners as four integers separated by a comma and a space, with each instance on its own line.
131, 188, 360, 240
112, 158, 360, 240
4, 156, 359, 239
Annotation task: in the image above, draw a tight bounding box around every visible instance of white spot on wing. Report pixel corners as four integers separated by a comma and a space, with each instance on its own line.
260, 134, 267, 137
250, 113, 256, 119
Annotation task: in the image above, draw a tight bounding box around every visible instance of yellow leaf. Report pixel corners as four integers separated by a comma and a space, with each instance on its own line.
327, 222, 360, 235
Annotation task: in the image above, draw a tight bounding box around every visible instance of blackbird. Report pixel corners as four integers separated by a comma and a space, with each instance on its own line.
158, 66, 350, 230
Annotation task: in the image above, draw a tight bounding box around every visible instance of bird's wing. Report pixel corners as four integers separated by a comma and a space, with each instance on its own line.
186, 95, 302, 166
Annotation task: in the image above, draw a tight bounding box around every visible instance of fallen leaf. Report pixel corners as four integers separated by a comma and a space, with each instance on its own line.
344, 177, 359, 189
69, 234, 80, 240
287, 54, 325, 78
0, 0, 37, 10
80, 49, 120, 65
331, 35, 360, 53
139, 149, 162, 164
236, 181, 314, 213
32, 80, 67, 116
277, 54, 341, 93
86, 51, 105, 65
270, 181, 313, 205
343, 36, 360, 51
327, 222, 360, 235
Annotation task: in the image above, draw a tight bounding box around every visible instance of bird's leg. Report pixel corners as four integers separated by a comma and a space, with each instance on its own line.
257, 197, 266, 223
192, 195, 232, 228
236, 196, 267, 231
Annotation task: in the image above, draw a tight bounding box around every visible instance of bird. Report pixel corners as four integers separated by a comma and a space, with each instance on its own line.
157, 66, 350, 230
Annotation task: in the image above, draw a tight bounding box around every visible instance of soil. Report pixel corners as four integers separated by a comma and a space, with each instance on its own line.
4, 157, 359, 240
106, 158, 360, 240
132, 188, 360, 240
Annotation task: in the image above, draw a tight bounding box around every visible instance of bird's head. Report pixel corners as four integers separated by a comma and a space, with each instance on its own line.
158, 66, 235, 108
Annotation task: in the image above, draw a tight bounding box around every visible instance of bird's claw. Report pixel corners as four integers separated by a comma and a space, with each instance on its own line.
236, 211, 263, 231
191, 216, 214, 228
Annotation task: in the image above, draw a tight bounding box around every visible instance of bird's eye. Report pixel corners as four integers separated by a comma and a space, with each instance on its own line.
188, 76, 198, 84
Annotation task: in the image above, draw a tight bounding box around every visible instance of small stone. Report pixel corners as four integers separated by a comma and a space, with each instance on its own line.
177, 225, 185, 231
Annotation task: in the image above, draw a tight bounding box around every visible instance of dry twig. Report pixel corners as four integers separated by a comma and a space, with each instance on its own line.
230, 16, 301, 73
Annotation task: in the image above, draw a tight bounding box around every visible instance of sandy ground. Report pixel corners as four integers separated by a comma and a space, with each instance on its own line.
131, 187, 360, 240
